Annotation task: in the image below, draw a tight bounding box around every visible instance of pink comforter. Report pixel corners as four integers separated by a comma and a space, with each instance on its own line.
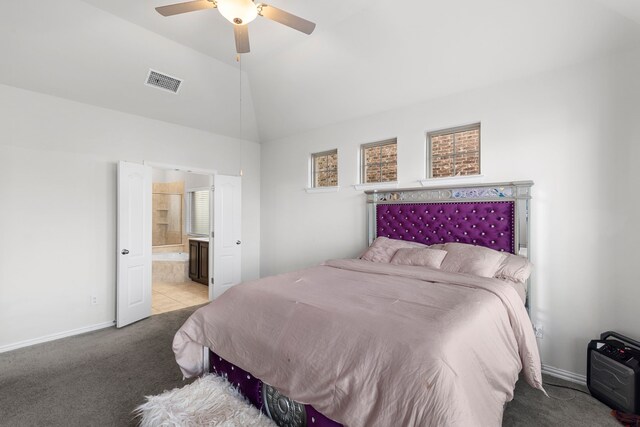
173, 259, 545, 426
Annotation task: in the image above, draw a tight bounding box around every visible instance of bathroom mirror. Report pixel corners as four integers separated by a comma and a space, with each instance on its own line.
152, 193, 183, 246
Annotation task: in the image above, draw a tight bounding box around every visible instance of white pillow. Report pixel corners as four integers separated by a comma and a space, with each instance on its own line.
440, 242, 507, 278
361, 237, 438, 263
495, 253, 533, 283
390, 248, 448, 269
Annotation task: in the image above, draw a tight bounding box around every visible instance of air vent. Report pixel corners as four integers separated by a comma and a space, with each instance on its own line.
145, 70, 182, 94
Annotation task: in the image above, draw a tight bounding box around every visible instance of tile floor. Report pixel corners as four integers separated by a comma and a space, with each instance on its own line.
152, 280, 209, 315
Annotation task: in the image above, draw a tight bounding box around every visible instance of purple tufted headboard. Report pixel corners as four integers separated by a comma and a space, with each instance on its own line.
365, 182, 533, 257
376, 201, 515, 253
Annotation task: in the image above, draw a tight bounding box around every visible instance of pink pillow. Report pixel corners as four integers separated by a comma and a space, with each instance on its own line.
361, 237, 432, 263
495, 253, 533, 283
440, 242, 507, 278
390, 248, 448, 269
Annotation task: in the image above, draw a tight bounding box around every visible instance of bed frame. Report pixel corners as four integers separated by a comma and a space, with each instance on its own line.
366, 180, 534, 304
206, 180, 534, 427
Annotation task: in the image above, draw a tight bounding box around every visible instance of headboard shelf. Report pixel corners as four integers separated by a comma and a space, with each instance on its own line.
364, 180, 533, 204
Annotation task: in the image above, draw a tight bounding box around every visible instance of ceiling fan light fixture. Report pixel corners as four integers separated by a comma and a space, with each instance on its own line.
217, 0, 258, 25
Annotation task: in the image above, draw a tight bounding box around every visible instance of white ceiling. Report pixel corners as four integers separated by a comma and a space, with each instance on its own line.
81, 0, 373, 67
3, 0, 640, 142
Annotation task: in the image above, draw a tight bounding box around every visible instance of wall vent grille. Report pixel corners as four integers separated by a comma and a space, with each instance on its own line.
145, 70, 182, 94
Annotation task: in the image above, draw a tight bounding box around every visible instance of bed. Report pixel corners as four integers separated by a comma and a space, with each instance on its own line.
173, 181, 544, 426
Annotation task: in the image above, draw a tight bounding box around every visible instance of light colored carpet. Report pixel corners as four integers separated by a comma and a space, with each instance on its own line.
134, 374, 276, 427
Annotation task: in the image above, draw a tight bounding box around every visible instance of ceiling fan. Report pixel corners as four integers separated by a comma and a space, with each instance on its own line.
155, 0, 316, 54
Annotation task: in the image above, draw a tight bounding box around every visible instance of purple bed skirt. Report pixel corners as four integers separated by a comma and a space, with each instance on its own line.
209, 350, 343, 427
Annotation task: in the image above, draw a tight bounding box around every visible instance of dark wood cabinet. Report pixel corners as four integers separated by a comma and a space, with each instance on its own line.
189, 239, 209, 285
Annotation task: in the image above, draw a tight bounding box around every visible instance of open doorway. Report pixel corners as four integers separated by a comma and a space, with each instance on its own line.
150, 166, 210, 315
117, 161, 241, 328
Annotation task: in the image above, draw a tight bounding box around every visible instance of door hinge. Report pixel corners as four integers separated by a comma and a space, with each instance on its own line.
211, 278, 214, 285
211, 231, 215, 238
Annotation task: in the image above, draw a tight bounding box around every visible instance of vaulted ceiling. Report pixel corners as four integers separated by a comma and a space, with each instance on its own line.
2, 0, 640, 142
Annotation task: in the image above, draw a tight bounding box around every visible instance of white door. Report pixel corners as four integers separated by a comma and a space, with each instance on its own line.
116, 161, 152, 327
212, 175, 242, 299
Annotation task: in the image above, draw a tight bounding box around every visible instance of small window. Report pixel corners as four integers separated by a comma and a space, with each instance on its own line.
311, 149, 338, 187
428, 124, 481, 178
187, 189, 210, 236
361, 139, 397, 184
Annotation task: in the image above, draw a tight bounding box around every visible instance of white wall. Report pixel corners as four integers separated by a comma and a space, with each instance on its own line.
0, 83, 260, 349
260, 47, 640, 378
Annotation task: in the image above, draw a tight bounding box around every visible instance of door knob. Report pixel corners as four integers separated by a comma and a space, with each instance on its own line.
236, 240, 241, 245
121, 249, 130, 255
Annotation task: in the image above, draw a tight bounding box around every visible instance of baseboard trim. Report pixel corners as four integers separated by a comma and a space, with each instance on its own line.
542, 364, 587, 385
0, 320, 116, 354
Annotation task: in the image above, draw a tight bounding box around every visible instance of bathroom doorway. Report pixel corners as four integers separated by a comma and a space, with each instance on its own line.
116, 160, 242, 327
150, 166, 211, 315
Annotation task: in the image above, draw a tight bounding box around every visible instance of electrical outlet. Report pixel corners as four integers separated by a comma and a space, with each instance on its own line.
91, 295, 98, 305
533, 324, 544, 339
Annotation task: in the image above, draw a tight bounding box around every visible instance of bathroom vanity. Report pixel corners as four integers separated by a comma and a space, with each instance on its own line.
188, 238, 209, 285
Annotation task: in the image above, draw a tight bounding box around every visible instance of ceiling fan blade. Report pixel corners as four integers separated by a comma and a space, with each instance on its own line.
155, 0, 215, 17
259, 4, 316, 35
234, 24, 250, 54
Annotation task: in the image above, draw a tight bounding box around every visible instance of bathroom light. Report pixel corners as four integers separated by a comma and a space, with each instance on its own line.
217, 0, 258, 25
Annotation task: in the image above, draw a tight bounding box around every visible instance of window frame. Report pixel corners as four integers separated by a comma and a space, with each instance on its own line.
360, 138, 398, 184
185, 187, 210, 237
427, 123, 481, 179
310, 149, 339, 189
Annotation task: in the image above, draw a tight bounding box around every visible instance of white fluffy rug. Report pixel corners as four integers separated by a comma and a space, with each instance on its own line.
134, 374, 276, 427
